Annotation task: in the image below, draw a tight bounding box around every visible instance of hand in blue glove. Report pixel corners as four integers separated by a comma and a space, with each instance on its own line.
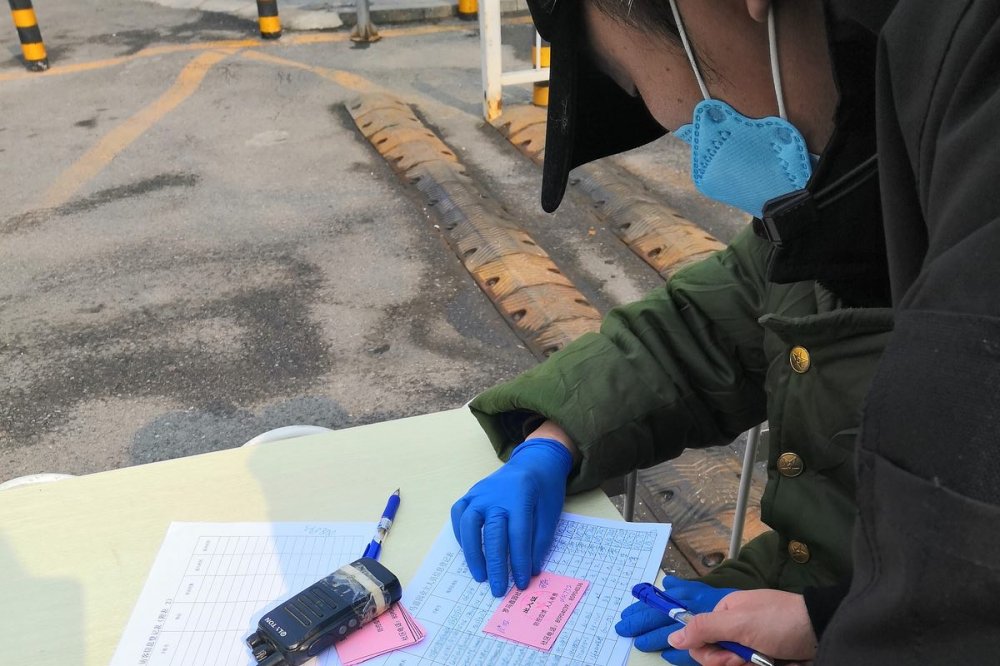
615, 576, 737, 665
450, 437, 573, 597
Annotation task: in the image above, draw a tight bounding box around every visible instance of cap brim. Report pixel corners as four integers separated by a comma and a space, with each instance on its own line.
539, 3, 667, 212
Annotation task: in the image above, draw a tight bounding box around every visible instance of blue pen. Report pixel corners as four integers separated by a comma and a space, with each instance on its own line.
631, 582, 774, 666
361, 489, 400, 561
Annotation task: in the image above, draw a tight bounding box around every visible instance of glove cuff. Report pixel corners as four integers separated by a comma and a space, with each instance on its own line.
510, 437, 574, 479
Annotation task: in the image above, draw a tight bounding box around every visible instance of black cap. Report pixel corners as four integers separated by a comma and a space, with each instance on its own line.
527, 0, 667, 212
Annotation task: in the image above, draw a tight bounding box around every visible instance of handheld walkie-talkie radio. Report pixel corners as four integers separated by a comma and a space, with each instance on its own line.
246, 557, 402, 666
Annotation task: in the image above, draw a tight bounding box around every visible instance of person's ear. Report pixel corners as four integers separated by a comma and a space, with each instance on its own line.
745, 0, 771, 23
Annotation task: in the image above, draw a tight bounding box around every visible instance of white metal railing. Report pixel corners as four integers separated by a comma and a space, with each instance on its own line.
730, 424, 763, 558
478, 0, 549, 120
621, 424, 763, 559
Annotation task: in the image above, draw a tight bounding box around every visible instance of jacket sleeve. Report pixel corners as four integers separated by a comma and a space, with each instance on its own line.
819, 2, 1000, 662
863, 0, 1000, 509
469, 226, 770, 493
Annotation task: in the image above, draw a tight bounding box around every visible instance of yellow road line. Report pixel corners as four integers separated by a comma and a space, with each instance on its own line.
0, 17, 534, 84
240, 50, 380, 93
37, 50, 233, 210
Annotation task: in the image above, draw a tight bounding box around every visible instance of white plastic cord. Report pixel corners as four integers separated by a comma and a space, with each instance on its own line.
667, 0, 710, 101
767, 4, 787, 119
668, 0, 788, 119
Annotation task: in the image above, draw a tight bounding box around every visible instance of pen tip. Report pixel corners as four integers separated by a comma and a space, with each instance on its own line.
393, 488, 400, 496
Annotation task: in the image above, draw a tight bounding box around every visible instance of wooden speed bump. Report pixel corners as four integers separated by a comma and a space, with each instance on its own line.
347, 93, 601, 359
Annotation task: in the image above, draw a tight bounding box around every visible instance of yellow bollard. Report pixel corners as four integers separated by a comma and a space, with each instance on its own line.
457, 0, 477, 21
256, 0, 282, 39
8, 0, 48, 71
532, 38, 550, 107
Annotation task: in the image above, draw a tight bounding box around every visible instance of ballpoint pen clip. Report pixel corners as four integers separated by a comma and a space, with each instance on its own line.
362, 489, 400, 561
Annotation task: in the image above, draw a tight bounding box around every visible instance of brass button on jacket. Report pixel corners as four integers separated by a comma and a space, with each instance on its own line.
789, 346, 811, 373
777, 452, 805, 477
788, 540, 811, 563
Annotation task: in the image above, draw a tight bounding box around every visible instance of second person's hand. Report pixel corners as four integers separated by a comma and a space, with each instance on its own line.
667, 588, 817, 666
450, 437, 573, 597
615, 576, 737, 665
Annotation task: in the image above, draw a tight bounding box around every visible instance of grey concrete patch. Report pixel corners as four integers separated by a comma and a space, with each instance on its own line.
130, 396, 351, 463
143, 0, 530, 31
90, 11, 258, 56
1, 247, 333, 444
3, 173, 200, 234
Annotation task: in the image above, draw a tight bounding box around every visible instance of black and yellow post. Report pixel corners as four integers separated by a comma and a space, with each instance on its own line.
457, 0, 477, 21
256, 0, 281, 39
532, 38, 550, 107
8, 0, 48, 71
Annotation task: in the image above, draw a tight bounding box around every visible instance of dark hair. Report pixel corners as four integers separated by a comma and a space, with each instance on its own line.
585, 0, 723, 82
586, 0, 681, 41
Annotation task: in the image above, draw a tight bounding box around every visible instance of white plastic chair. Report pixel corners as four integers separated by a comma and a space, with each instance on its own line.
0, 426, 336, 489
242, 425, 334, 447
0, 473, 76, 491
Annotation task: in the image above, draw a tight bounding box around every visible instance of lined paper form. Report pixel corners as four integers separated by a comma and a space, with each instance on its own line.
110, 522, 374, 666
365, 513, 671, 666
111, 515, 670, 666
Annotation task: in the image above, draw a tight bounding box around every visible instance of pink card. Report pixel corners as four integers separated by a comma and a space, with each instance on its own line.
335, 603, 426, 666
483, 572, 589, 651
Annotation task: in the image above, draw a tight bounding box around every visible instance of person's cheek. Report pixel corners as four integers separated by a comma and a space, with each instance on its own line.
633, 85, 681, 133
634, 75, 698, 134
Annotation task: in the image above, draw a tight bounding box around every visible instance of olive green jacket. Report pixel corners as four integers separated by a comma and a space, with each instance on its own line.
469, 227, 894, 592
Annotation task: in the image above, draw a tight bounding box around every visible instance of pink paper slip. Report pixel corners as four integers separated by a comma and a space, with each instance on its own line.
483, 572, 589, 652
334, 603, 426, 666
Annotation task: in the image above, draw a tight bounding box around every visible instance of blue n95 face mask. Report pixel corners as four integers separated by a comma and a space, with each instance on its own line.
667, 0, 813, 218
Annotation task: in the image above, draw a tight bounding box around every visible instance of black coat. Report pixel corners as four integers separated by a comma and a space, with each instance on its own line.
527, 0, 1000, 657
816, 0, 1000, 662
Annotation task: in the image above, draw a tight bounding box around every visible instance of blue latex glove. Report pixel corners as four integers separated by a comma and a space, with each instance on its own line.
450, 437, 573, 597
615, 576, 737, 665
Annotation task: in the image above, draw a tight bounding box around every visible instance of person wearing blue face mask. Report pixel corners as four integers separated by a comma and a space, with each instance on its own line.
668, 0, 816, 219
456, 1, 885, 662
452, 0, 1000, 664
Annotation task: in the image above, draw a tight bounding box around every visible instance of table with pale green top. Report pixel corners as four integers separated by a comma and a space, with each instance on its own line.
1, 407, 665, 666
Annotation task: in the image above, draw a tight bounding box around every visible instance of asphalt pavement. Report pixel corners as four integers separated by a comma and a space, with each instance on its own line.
0, 0, 745, 480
